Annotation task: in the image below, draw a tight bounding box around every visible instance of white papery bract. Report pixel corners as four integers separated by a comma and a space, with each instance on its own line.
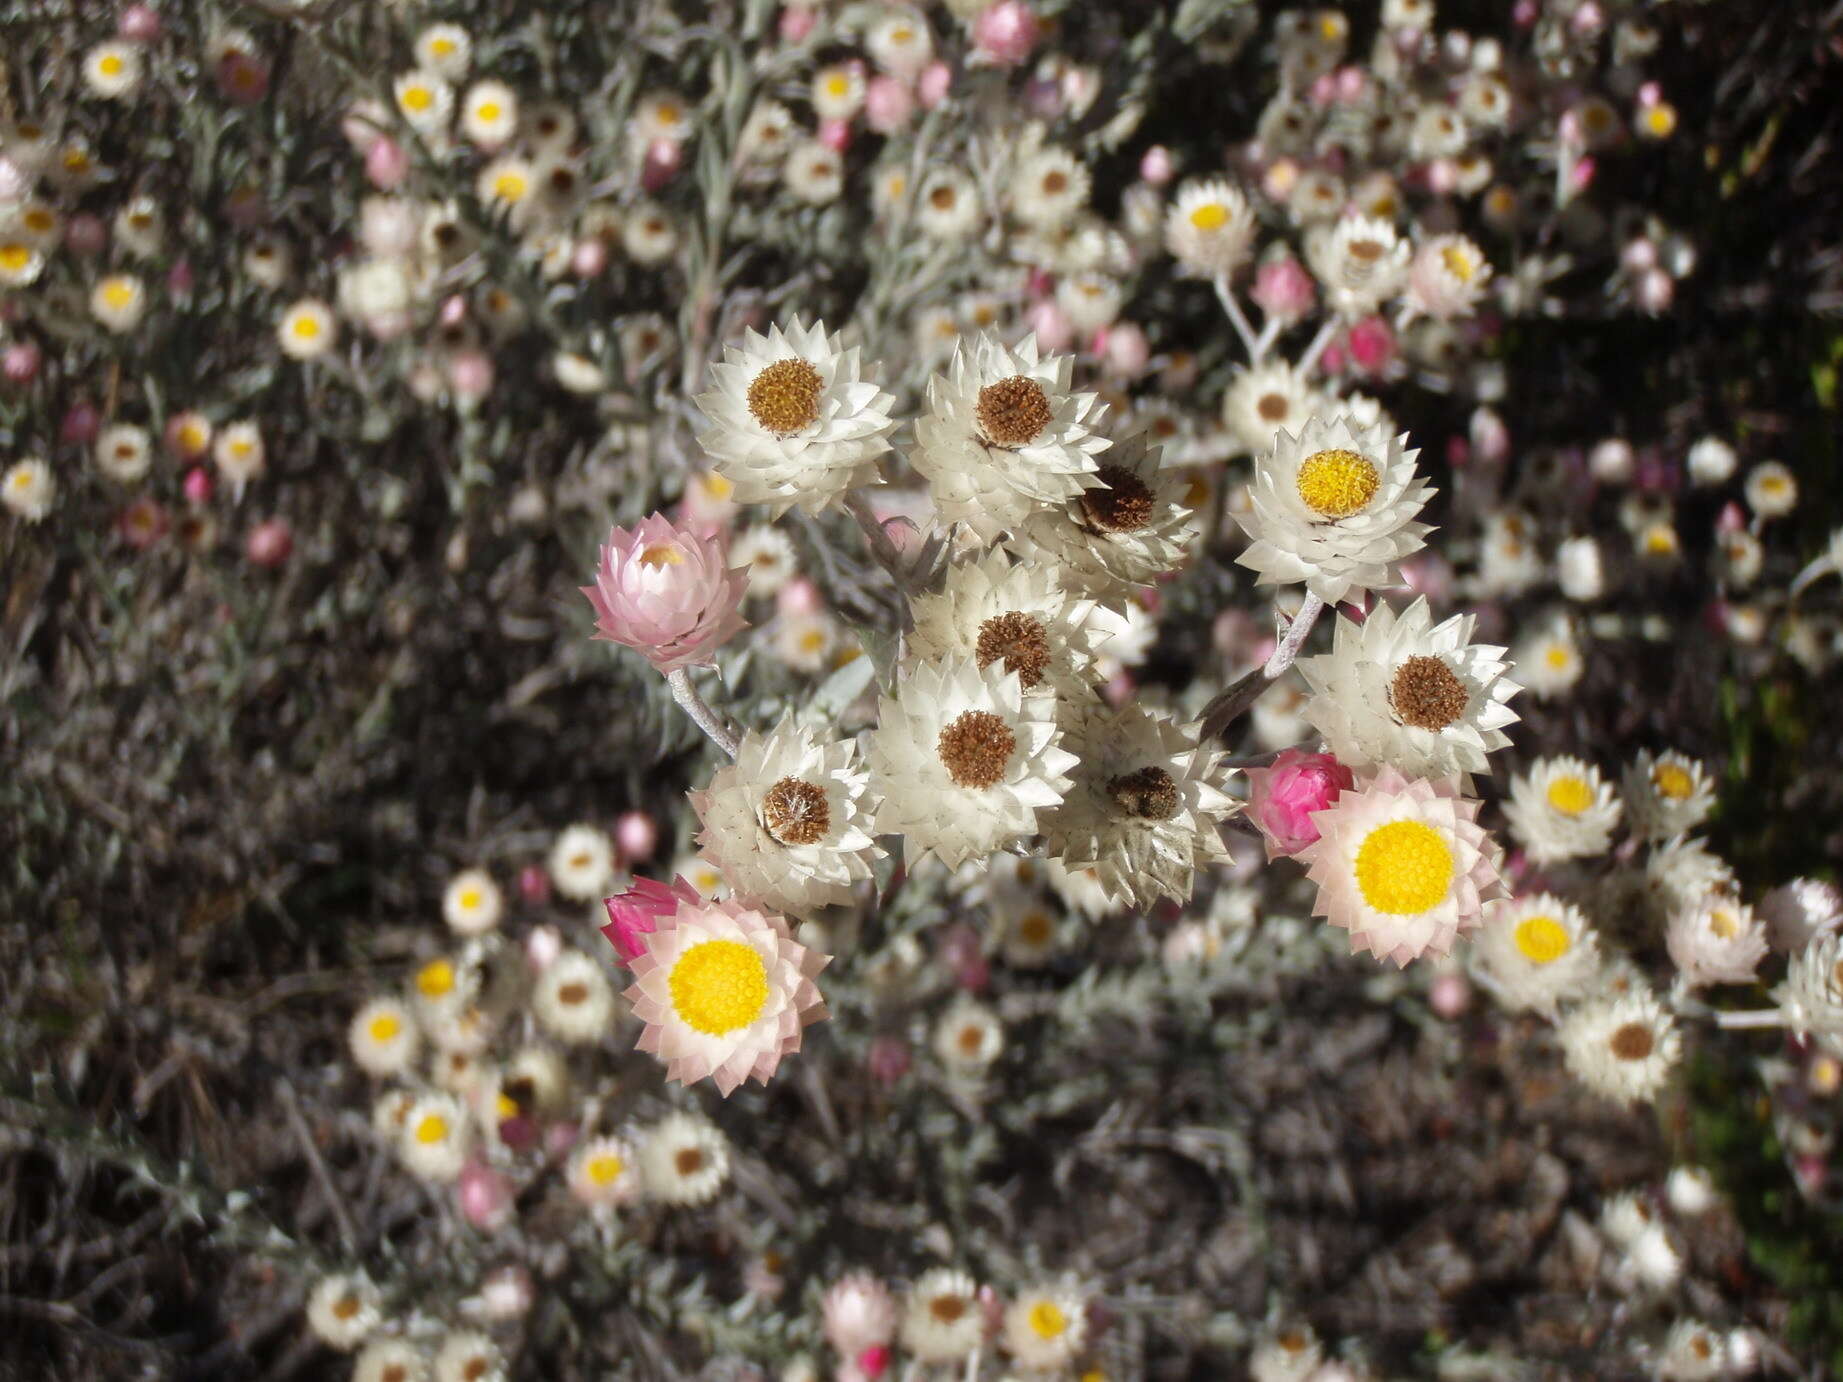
638, 1112, 731, 1204
695, 318, 897, 516
690, 716, 881, 918
1040, 705, 1234, 911
1405, 233, 1493, 320
1623, 749, 1715, 842
1665, 895, 1768, 989
1559, 985, 1681, 1104
1235, 414, 1434, 606
1164, 178, 1256, 277
1471, 893, 1602, 1013
868, 657, 1076, 870
910, 331, 1110, 542
1298, 597, 1520, 781
900, 1268, 984, 1362
1774, 932, 1843, 1050
1220, 360, 1324, 457
1001, 1281, 1088, 1373
1502, 756, 1622, 865
1306, 214, 1411, 315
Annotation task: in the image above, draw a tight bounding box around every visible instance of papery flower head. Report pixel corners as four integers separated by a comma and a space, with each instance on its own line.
1244, 748, 1354, 858
1665, 895, 1768, 989
624, 897, 830, 1095
602, 874, 702, 962
581, 513, 749, 673
1559, 985, 1681, 1104
823, 1273, 897, 1356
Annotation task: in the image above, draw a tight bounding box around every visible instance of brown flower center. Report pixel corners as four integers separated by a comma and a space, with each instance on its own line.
1079, 465, 1155, 533
1277, 1330, 1308, 1354
1609, 1022, 1654, 1061
929, 185, 956, 210
974, 375, 1053, 449
1389, 656, 1469, 731
675, 1147, 704, 1175
1257, 392, 1290, 421
760, 777, 830, 845
937, 711, 1016, 789
747, 358, 824, 436
957, 1024, 986, 1055
1042, 170, 1068, 195
931, 1294, 968, 1322
1108, 766, 1181, 820
463, 1359, 488, 1381
331, 1296, 360, 1320
558, 983, 588, 1005
975, 611, 1051, 690
1348, 238, 1385, 262
383, 1368, 407, 1382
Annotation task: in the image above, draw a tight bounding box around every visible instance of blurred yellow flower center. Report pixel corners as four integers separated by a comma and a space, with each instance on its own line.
495, 1092, 519, 1118
1543, 644, 1571, 670
476, 101, 502, 123
64, 150, 92, 173
586, 1153, 624, 1186
430, 38, 456, 56
402, 86, 434, 113
0, 245, 30, 271
101, 279, 137, 309
24, 209, 54, 233
414, 1113, 449, 1144
1295, 448, 1379, 519
1513, 917, 1571, 965
1354, 820, 1454, 915
701, 471, 734, 500
492, 173, 529, 202
1188, 202, 1228, 231
1707, 908, 1742, 940
458, 887, 482, 911
1028, 1301, 1067, 1339
180, 423, 207, 450
669, 939, 769, 1035
98, 54, 125, 77
1441, 245, 1477, 281
1018, 912, 1054, 945
1544, 776, 1593, 814
638, 544, 683, 568
798, 628, 827, 654
1319, 15, 1343, 39
10, 470, 32, 490
1643, 526, 1677, 555
291, 313, 322, 340
1645, 105, 1676, 136
656, 102, 681, 126
1652, 762, 1694, 800
417, 958, 455, 998
824, 74, 850, 99
367, 1013, 402, 1043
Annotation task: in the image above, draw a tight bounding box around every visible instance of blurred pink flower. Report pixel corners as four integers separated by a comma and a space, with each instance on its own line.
1245, 748, 1353, 858
581, 513, 748, 673
1251, 257, 1316, 324
972, 1, 1039, 66
601, 874, 701, 962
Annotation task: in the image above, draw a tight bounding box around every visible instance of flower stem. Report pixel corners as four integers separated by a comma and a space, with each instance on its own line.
1264, 593, 1325, 677
1214, 274, 1261, 362
1296, 317, 1340, 377
1713, 1008, 1787, 1030
1197, 594, 1327, 740
667, 667, 739, 758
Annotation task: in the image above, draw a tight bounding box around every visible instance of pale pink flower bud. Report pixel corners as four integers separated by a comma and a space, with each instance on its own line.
449, 349, 495, 402
119, 4, 161, 41
64, 214, 107, 256
1024, 299, 1075, 353
1101, 321, 1150, 378
1335, 66, 1366, 102
867, 1035, 911, 1086
1425, 158, 1458, 196
779, 3, 816, 42
972, 1, 1039, 66
642, 138, 682, 192
601, 875, 700, 962
518, 863, 551, 906
581, 513, 748, 673
3, 341, 40, 384
458, 1161, 513, 1230
365, 137, 410, 190
1244, 748, 1353, 858
1346, 316, 1396, 374
1621, 237, 1658, 274
342, 100, 390, 154
245, 518, 292, 568
857, 1346, 892, 1378
615, 810, 658, 863
776, 576, 824, 616
1139, 145, 1175, 185
822, 1274, 896, 1356
478, 1265, 534, 1321
1251, 257, 1316, 324
863, 75, 914, 133
183, 467, 213, 505
818, 117, 853, 153
917, 60, 952, 108
1309, 72, 1337, 108
1636, 267, 1674, 314
1469, 406, 1510, 464
1429, 971, 1471, 1018
572, 236, 609, 278
1319, 343, 1347, 374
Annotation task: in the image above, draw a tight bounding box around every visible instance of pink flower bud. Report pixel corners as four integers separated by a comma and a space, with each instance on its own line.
166, 259, 194, 298
1425, 158, 1458, 196
458, 1161, 513, 1230
546, 1120, 580, 1159
478, 1265, 535, 1321
857, 1347, 892, 1379
1570, 0, 1603, 33
61, 402, 101, 445
1251, 257, 1316, 324
867, 1035, 911, 1086
615, 810, 658, 863
863, 75, 914, 134
1024, 299, 1075, 353
569, 236, 609, 279
1621, 237, 1658, 275
1346, 316, 1396, 374
776, 575, 824, 617
1469, 407, 1510, 464
1335, 66, 1366, 102
118, 497, 168, 549
64, 214, 107, 256
245, 518, 292, 568
1636, 267, 1674, 314
449, 349, 495, 402
817, 117, 853, 153
1318, 343, 1347, 375
1716, 500, 1747, 535
1101, 321, 1150, 378
1244, 749, 1354, 858
642, 137, 683, 192
217, 53, 270, 106
1103, 668, 1136, 706
118, 4, 161, 42
972, 1, 1039, 67
601, 875, 700, 962
778, 3, 816, 42
1637, 80, 1663, 107
1512, 0, 1538, 25
581, 513, 749, 673
3, 341, 40, 384
1309, 72, 1337, 108
525, 923, 563, 971
518, 864, 551, 906
365, 137, 410, 190
183, 466, 213, 505
1429, 971, 1471, 1018
1571, 156, 1596, 193
1139, 145, 1175, 185
917, 60, 952, 109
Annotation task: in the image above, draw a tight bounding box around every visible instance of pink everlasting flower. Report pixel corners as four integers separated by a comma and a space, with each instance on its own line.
972, 0, 1039, 66
1251, 256, 1316, 324
1244, 748, 1353, 858
601, 874, 701, 962
581, 513, 749, 673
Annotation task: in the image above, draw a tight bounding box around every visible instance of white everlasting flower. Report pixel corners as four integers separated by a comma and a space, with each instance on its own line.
1405, 233, 1492, 321
441, 868, 503, 936
531, 949, 616, 1045
1306, 215, 1411, 316
910, 330, 1111, 543
933, 999, 1004, 1073
1559, 986, 1681, 1104
211, 421, 266, 495
691, 717, 882, 917
83, 43, 143, 100
908, 548, 1119, 702
1476, 512, 1544, 597
1408, 102, 1469, 160
1040, 705, 1234, 911
639, 1112, 731, 1205
349, 997, 420, 1077
1503, 756, 1622, 865
113, 197, 164, 259
1234, 414, 1434, 607
994, 892, 1062, 968
632, 91, 694, 145
568, 1134, 643, 1208
432, 1331, 503, 1382
354, 1339, 427, 1382
867, 10, 934, 80
1512, 618, 1585, 699
460, 81, 518, 150
1165, 178, 1255, 277
1056, 271, 1124, 333
1220, 362, 1323, 457
1556, 535, 1605, 601
868, 657, 1076, 871
305, 1274, 381, 1351
694, 319, 898, 516
2, 459, 53, 521
1472, 894, 1602, 1013
1685, 436, 1737, 487
1665, 1165, 1719, 1217
1298, 598, 1520, 781
1758, 877, 1841, 952
1248, 1326, 1322, 1382
277, 299, 336, 359
91, 274, 148, 333
1718, 528, 1763, 586
1006, 431, 1196, 598
393, 70, 454, 133
399, 1092, 470, 1181
0, 236, 44, 286
730, 526, 798, 599
1624, 1224, 1685, 1292
1599, 1190, 1663, 1250
1657, 1320, 1729, 1382
476, 157, 536, 215
621, 203, 679, 264
1001, 1282, 1087, 1373
1744, 460, 1796, 518
1774, 933, 1843, 1048
1011, 147, 1091, 231
1644, 836, 1737, 922
95, 424, 154, 483
917, 169, 982, 240
548, 823, 615, 900
822, 1274, 897, 1355
1623, 751, 1714, 842
784, 138, 844, 204
773, 610, 840, 673
901, 1268, 984, 1363
811, 64, 866, 121
415, 24, 472, 79
1287, 168, 1347, 224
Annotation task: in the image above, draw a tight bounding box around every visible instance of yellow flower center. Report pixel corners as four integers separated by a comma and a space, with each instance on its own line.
1707, 907, 1742, 940
430, 37, 456, 57
414, 1113, 449, 1144
10, 470, 33, 490
656, 102, 681, 126
1652, 762, 1694, 800
1295, 448, 1380, 519
1319, 14, 1343, 39
402, 85, 435, 113
180, 423, 207, 451
417, 958, 455, 998
492, 172, 529, 202
458, 887, 482, 911
1544, 775, 1594, 815
699, 472, 734, 500
101, 279, 137, 310
1188, 202, 1228, 232
668, 939, 769, 1035
23, 209, 54, 233
231, 439, 254, 458
99, 54, 125, 77
1513, 916, 1571, 965
475, 101, 502, 123
824, 74, 850, 99
1441, 245, 1477, 282
1543, 644, 1571, 671
1354, 819, 1454, 915
495, 1091, 519, 1119
586, 1152, 624, 1186
1028, 1301, 1068, 1339
798, 628, 827, 654
291, 313, 322, 341
1645, 104, 1676, 137
367, 1013, 402, 1043
0, 244, 30, 271
1643, 526, 1678, 556
64, 150, 92, 173
638, 544, 683, 568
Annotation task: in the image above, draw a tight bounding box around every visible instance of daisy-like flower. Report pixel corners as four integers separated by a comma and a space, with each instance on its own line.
1502, 756, 1622, 865
638, 1112, 731, 1205
1405, 233, 1492, 321
867, 11, 934, 80
1041, 705, 1233, 911
867, 657, 1076, 870
1006, 431, 1195, 598
625, 897, 829, 1094
410, 953, 469, 1027
277, 299, 336, 360
1249, 1326, 1323, 1382
1745, 461, 1797, 519
415, 23, 471, 79
1011, 147, 1091, 231
909, 548, 1118, 702
632, 91, 694, 145
3, 458, 55, 521
737, 100, 795, 166
476, 157, 535, 215
729, 525, 798, 599
442, 868, 503, 936
82, 43, 142, 100
1666, 896, 1768, 988
1559, 986, 1682, 1104
532, 949, 617, 1045
1306, 215, 1411, 316
1657, 1321, 1729, 1382
91, 275, 147, 333
995, 892, 1061, 967
0, 238, 44, 287
1774, 933, 1843, 1047
910, 330, 1111, 542
1644, 836, 1737, 922
432, 1331, 502, 1382
1220, 362, 1321, 457
305, 1274, 381, 1351
393, 70, 453, 133
933, 999, 1004, 1074
581, 513, 749, 673
621, 203, 679, 264
690, 717, 881, 917
354, 1339, 427, 1382
1758, 878, 1841, 953
349, 997, 420, 1076
784, 138, 844, 204
1298, 598, 1520, 782
1624, 750, 1715, 841
694, 319, 897, 516
114, 198, 164, 259
211, 421, 265, 495
1298, 766, 1504, 966
399, 1092, 470, 1181
901, 1268, 984, 1363
811, 64, 867, 121
1002, 1282, 1088, 1373
1472, 894, 1602, 1013
917, 170, 982, 241
822, 1273, 897, 1356
568, 1134, 642, 1208
549, 822, 616, 900
1234, 414, 1434, 607
1513, 618, 1585, 699
460, 81, 518, 150
1165, 178, 1256, 277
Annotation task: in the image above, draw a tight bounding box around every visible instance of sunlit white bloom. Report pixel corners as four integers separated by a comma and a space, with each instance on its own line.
83, 42, 143, 100
532, 949, 617, 1045
620, 202, 678, 264
414, 24, 472, 80
1556, 535, 1605, 601
460, 81, 518, 150
1666, 895, 1767, 988
784, 138, 844, 204
915, 168, 981, 240
1, 459, 53, 521
1248, 1326, 1323, 1382
1408, 102, 1469, 160
393, 70, 454, 133
568, 1134, 643, 1208
1512, 618, 1584, 699
1165, 178, 1255, 277
1744, 461, 1797, 518
277, 299, 336, 359
730, 525, 798, 599
212, 421, 266, 495
638, 1112, 731, 1205
737, 100, 795, 165
354, 1339, 427, 1382
1011, 147, 1091, 232
549, 823, 615, 901
632, 91, 694, 145
91, 274, 148, 333
1657, 1320, 1730, 1382
867, 11, 934, 80
399, 1092, 470, 1181
1472, 894, 1602, 1013
1405, 233, 1492, 320
811, 64, 866, 121
1220, 362, 1322, 457
306, 1274, 381, 1351
441, 868, 503, 936
933, 999, 1003, 1073
349, 997, 420, 1077
1559, 986, 1681, 1104
1623, 750, 1714, 841
1503, 756, 1622, 865
1685, 436, 1737, 487
1774, 933, 1843, 1048
113, 198, 164, 259
432, 1331, 503, 1382
900, 1267, 983, 1362
1001, 1282, 1088, 1372
1306, 215, 1411, 316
